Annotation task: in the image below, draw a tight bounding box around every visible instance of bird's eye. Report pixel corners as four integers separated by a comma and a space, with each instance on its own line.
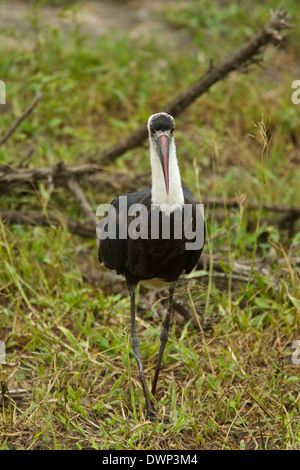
150, 127, 155, 133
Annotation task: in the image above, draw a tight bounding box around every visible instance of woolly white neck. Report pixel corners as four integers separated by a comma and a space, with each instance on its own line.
149, 134, 184, 215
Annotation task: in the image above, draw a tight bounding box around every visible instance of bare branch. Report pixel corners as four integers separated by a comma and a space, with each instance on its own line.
67, 176, 98, 225
0, 162, 104, 192
205, 197, 300, 217
0, 92, 42, 147
0, 210, 95, 239
1, 162, 299, 221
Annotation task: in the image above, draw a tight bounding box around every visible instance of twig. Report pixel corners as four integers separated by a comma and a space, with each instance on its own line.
67, 176, 98, 225
16, 148, 35, 169
0, 92, 42, 147
205, 197, 300, 216
0, 388, 29, 397
98, 9, 291, 165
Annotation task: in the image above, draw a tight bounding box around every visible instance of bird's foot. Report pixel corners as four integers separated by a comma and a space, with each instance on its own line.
145, 408, 171, 424
145, 408, 158, 422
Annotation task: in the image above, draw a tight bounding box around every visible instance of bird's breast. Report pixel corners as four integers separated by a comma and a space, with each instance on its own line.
126, 235, 189, 283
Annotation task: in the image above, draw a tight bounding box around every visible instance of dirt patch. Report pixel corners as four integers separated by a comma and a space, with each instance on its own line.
0, 0, 191, 48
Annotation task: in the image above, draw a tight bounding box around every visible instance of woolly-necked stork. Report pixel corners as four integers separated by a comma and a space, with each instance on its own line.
98, 112, 205, 420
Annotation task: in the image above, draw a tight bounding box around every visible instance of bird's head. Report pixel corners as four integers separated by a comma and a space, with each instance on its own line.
147, 112, 175, 196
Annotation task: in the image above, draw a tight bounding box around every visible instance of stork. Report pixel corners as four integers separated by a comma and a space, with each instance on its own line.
98, 112, 205, 420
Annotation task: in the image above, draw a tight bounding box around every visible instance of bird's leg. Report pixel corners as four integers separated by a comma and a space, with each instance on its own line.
151, 286, 174, 397
128, 283, 156, 421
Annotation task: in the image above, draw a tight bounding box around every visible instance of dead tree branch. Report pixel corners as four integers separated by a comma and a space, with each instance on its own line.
99, 8, 291, 165
0, 210, 95, 239
0, 161, 142, 194
205, 197, 300, 217
0, 162, 103, 193
1, 162, 299, 220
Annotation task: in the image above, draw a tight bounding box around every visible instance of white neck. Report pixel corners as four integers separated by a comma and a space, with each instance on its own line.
150, 136, 184, 214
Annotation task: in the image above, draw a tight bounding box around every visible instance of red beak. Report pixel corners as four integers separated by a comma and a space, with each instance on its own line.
157, 134, 170, 195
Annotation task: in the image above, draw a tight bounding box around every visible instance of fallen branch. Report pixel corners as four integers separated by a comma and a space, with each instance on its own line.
0, 92, 42, 147
205, 197, 300, 217
0, 210, 95, 239
0, 162, 104, 193
99, 8, 291, 165
0, 160, 148, 194
1, 161, 299, 220
1, 160, 299, 213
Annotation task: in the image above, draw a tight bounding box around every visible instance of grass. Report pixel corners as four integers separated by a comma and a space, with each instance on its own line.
0, 0, 299, 450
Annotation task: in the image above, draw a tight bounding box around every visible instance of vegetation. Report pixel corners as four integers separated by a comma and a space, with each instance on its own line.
0, 0, 299, 449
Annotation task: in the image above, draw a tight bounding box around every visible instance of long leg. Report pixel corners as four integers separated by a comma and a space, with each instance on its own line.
151, 286, 174, 397
127, 283, 156, 420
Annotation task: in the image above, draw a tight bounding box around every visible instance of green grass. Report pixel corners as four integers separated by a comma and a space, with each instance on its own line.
0, 0, 299, 449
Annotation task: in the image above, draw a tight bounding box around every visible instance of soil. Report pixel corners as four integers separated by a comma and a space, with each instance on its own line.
0, 0, 191, 49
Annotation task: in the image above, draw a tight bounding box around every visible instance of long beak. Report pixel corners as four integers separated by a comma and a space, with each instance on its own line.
157, 134, 170, 195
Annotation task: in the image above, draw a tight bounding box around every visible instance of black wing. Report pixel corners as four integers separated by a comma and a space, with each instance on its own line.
124, 186, 205, 282
98, 186, 205, 280
98, 189, 151, 275
182, 186, 205, 274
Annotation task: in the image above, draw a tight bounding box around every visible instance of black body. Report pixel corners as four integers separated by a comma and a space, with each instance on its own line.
98, 187, 205, 287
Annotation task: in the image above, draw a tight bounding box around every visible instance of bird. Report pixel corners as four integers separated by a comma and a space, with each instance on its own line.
98, 112, 205, 420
